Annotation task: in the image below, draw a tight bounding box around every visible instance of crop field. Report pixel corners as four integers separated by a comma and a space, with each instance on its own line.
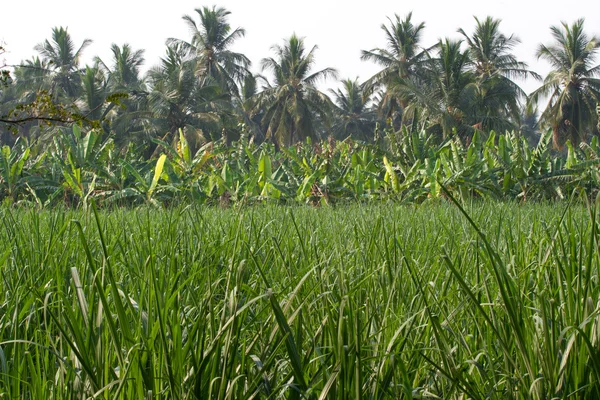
1, 200, 599, 399
3, 3, 600, 399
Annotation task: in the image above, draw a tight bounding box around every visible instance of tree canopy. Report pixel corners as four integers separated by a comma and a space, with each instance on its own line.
1, 9, 599, 150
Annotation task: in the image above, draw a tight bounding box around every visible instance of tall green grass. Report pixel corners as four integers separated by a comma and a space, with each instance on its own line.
0, 200, 599, 398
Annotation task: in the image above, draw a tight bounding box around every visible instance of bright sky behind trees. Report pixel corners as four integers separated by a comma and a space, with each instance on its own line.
2, 0, 599, 94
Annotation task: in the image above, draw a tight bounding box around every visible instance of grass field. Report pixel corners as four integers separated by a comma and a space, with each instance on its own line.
1, 200, 599, 399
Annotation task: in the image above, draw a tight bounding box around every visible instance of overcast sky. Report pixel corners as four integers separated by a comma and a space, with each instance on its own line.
2, 0, 599, 95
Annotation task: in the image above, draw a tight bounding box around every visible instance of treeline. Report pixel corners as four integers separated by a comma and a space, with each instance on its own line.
1, 7, 599, 154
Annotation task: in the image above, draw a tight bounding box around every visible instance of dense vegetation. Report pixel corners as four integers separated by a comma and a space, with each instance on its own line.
2, 6, 600, 399
1, 8, 600, 152
0, 124, 599, 207
1, 201, 600, 399
1, 8, 598, 208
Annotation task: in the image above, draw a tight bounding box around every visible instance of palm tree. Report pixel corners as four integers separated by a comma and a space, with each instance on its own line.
391, 39, 477, 139
519, 105, 541, 145
256, 34, 338, 147
2, 29, 91, 143
429, 39, 478, 137
233, 73, 266, 141
97, 44, 145, 92
530, 19, 600, 148
329, 78, 377, 141
361, 13, 430, 123
459, 17, 537, 82
79, 66, 110, 122
167, 6, 250, 95
95, 44, 149, 146
34, 27, 92, 101
144, 44, 227, 153
459, 16, 540, 133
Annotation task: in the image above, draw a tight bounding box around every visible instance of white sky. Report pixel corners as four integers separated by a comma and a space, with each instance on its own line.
2, 0, 599, 95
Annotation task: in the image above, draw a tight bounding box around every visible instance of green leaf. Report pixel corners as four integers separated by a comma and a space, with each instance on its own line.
81, 130, 98, 162
258, 151, 272, 190
178, 128, 191, 166
383, 156, 399, 193
148, 154, 167, 198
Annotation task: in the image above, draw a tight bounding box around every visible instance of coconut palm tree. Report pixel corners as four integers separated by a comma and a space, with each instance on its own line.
428, 39, 478, 137
34, 27, 92, 101
79, 66, 110, 122
459, 17, 538, 82
2, 30, 91, 142
390, 39, 478, 139
361, 13, 430, 124
95, 44, 149, 146
144, 44, 228, 153
97, 44, 145, 92
530, 19, 600, 148
459, 16, 541, 133
232, 73, 266, 141
329, 78, 377, 141
167, 6, 250, 96
256, 34, 338, 147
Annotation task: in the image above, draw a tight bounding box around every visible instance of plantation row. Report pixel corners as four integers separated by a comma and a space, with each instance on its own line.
1, 126, 599, 207
1, 202, 599, 398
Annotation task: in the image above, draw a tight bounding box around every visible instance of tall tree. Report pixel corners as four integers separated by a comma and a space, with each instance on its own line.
167, 6, 250, 95
145, 44, 227, 151
530, 19, 600, 148
390, 39, 478, 139
11, 57, 51, 103
329, 78, 377, 141
97, 44, 145, 92
2, 28, 90, 137
95, 44, 148, 146
256, 34, 338, 147
459, 16, 540, 132
361, 13, 430, 123
233, 73, 266, 141
34, 27, 92, 101
79, 66, 110, 122
427, 39, 478, 138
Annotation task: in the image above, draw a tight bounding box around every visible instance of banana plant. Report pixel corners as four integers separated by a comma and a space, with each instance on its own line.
99, 154, 170, 207
0, 139, 31, 204
48, 125, 115, 207
436, 133, 498, 200
154, 129, 214, 179
55, 125, 112, 171
257, 151, 281, 199
542, 138, 600, 198
383, 156, 400, 194
355, 145, 385, 196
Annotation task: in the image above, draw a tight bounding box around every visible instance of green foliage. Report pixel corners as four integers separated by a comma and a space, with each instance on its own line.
257, 34, 339, 147
1, 201, 600, 398
0, 125, 597, 207
3, 12, 599, 154
531, 19, 600, 148
2, 11, 600, 400
0, 12, 599, 208
0, 138, 30, 203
